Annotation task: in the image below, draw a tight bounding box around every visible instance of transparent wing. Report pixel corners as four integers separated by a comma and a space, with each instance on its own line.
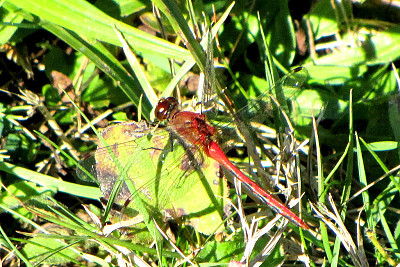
76, 120, 224, 215
210, 67, 309, 146
238, 67, 308, 123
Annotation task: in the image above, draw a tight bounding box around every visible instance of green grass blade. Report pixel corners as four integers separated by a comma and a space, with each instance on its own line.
0, 162, 101, 199
355, 133, 371, 227
0, 225, 33, 266
6, 0, 188, 60
114, 26, 159, 107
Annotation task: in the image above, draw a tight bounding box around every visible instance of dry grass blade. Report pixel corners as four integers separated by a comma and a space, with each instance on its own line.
92, 240, 139, 267
310, 194, 368, 267
102, 216, 145, 236
231, 179, 249, 239
247, 221, 285, 267
347, 164, 400, 203
18, 89, 80, 161
227, 181, 262, 264
230, 177, 289, 266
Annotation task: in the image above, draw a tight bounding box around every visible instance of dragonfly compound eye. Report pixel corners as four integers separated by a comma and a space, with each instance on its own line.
155, 97, 179, 121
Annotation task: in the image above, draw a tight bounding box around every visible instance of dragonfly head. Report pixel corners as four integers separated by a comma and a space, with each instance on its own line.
155, 97, 180, 121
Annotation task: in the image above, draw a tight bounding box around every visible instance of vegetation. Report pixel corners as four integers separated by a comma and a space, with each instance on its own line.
1, 0, 400, 266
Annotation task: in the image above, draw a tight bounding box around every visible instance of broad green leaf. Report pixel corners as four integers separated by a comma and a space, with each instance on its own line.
77, 120, 229, 235
314, 25, 400, 66
308, 0, 338, 40
197, 236, 245, 263
304, 64, 368, 85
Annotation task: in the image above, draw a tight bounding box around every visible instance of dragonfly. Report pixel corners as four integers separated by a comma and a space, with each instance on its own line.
77, 41, 309, 231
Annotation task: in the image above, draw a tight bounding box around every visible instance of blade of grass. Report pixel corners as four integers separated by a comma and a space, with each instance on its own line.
378, 206, 400, 259
358, 139, 400, 235
0, 162, 101, 199
154, 0, 234, 106
310, 112, 333, 262
1, 196, 101, 264
153, 0, 204, 67
332, 89, 355, 267
5, 0, 189, 60
114, 26, 158, 107
2, 1, 180, 119
36, 131, 108, 210
158, 2, 234, 100
0, 10, 24, 45
366, 230, 398, 266
46, 196, 99, 233
257, 12, 279, 91
355, 133, 372, 227
21, 206, 128, 259
0, 225, 32, 267
32, 240, 81, 266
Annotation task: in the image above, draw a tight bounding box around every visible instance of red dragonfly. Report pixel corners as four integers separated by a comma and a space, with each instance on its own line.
77, 36, 309, 230
154, 92, 309, 230
77, 72, 309, 230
